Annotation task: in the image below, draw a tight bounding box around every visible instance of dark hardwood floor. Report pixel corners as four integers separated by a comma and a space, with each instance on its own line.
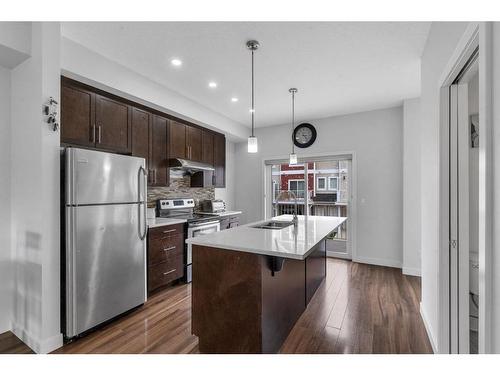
0, 332, 34, 354
1, 258, 432, 354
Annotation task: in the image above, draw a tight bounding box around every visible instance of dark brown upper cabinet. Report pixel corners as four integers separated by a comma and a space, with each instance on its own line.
61, 81, 95, 148
213, 133, 226, 188
186, 124, 202, 162
201, 130, 214, 165
131, 107, 151, 180
149, 115, 169, 186
95, 94, 132, 153
61, 76, 226, 190
131, 108, 169, 187
169, 121, 186, 159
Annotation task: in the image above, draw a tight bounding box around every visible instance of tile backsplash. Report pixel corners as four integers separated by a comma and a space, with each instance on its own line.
147, 170, 214, 210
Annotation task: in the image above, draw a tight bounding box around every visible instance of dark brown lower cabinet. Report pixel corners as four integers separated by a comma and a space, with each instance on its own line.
147, 224, 185, 293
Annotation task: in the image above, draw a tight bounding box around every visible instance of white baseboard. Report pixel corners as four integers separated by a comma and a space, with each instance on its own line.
326, 251, 351, 260
403, 267, 421, 277
419, 303, 437, 353
352, 255, 402, 269
12, 323, 63, 354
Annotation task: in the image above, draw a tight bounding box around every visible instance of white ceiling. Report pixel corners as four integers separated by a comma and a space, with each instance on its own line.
61, 22, 431, 128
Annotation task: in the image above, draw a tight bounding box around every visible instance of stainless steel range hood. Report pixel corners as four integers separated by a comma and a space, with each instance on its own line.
169, 158, 215, 173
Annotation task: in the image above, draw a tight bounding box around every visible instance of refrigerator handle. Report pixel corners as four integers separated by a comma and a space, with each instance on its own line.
138, 166, 148, 240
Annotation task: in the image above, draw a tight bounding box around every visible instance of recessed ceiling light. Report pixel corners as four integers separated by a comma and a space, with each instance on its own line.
208, 81, 218, 88
231, 97, 239, 102
171, 59, 182, 67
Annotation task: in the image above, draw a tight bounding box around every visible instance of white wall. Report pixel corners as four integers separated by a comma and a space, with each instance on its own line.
0, 22, 31, 68
234, 106, 404, 268
419, 21, 469, 352
60, 37, 248, 142
10, 22, 62, 353
403, 98, 422, 276
0, 66, 12, 334
215, 140, 237, 211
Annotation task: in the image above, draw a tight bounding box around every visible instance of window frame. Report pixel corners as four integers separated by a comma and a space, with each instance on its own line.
316, 176, 327, 191
328, 176, 338, 191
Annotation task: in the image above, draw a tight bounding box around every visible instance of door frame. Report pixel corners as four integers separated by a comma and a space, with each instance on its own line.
437, 22, 493, 354
262, 151, 357, 261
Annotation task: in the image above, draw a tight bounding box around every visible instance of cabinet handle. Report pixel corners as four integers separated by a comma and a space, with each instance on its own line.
98, 125, 102, 144
91, 124, 96, 143
154, 169, 157, 184
163, 269, 176, 276
163, 229, 176, 234
163, 246, 176, 252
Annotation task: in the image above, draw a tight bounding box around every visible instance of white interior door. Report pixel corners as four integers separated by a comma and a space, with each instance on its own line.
449, 83, 470, 354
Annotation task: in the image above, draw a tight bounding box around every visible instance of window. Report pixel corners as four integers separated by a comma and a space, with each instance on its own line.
328, 177, 338, 191
288, 180, 305, 198
317, 177, 326, 190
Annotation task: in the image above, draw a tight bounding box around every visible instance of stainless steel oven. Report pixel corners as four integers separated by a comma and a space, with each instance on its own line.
186, 220, 220, 282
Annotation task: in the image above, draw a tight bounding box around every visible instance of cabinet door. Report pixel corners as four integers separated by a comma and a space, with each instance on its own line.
202, 130, 214, 165
169, 121, 186, 159
213, 133, 226, 187
131, 107, 150, 174
61, 82, 95, 147
95, 94, 131, 153
150, 115, 169, 186
186, 125, 202, 161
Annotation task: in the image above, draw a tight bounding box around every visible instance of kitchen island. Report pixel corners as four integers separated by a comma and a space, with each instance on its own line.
186, 214, 347, 353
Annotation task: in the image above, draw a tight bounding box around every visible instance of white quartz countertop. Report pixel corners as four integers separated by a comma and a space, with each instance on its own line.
185, 215, 347, 260
147, 217, 187, 228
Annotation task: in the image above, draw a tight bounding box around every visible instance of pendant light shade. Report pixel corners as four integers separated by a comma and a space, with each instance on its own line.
289, 88, 298, 165
248, 136, 258, 153
247, 40, 259, 153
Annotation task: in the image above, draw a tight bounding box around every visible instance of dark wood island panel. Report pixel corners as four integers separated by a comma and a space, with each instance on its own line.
191, 240, 326, 353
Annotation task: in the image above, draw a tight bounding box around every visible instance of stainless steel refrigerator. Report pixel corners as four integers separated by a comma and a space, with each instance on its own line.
64, 147, 148, 339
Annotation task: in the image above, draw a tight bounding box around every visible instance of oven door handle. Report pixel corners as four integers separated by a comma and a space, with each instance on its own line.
189, 221, 220, 228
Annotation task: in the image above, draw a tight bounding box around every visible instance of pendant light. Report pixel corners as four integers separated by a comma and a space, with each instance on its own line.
289, 88, 298, 165
247, 40, 259, 153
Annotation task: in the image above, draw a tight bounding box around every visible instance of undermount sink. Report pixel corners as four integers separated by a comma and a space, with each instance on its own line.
252, 220, 295, 230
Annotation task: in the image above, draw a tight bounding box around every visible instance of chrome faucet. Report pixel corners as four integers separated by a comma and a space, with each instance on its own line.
274, 190, 299, 227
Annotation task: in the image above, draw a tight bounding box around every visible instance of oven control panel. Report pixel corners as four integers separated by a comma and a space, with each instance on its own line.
157, 198, 195, 210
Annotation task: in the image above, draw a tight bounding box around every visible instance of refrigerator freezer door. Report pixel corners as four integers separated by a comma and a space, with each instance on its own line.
66, 148, 146, 206
66, 204, 146, 337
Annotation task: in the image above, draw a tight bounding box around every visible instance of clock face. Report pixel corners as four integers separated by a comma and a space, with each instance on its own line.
293, 123, 317, 148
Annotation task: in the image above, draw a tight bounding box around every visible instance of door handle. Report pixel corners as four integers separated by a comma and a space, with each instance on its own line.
163, 269, 176, 276
137, 166, 148, 241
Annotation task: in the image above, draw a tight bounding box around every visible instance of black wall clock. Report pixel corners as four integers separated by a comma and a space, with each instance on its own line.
293, 123, 317, 148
